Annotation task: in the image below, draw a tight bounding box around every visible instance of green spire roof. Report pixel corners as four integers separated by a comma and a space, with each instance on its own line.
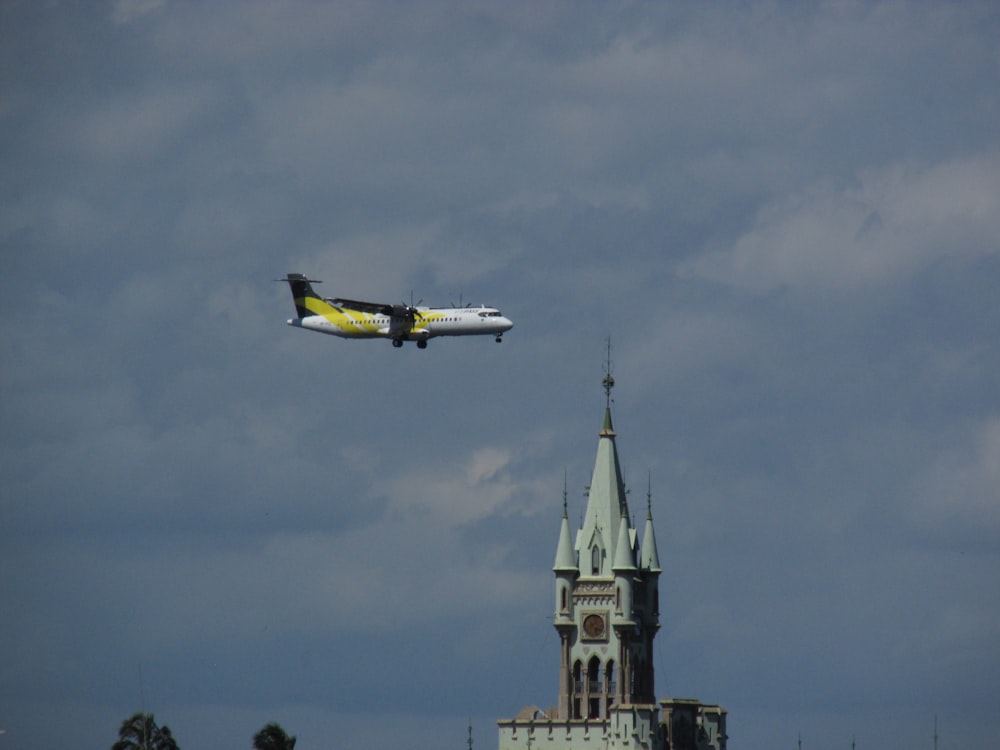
601, 406, 616, 436
640, 480, 662, 572
554, 486, 578, 571
575, 405, 630, 573
641, 513, 661, 572
613, 516, 637, 571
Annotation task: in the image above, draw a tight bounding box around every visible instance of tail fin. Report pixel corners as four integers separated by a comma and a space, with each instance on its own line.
282, 273, 324, 318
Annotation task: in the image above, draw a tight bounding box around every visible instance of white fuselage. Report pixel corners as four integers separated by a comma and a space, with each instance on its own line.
288, 304, 513, 342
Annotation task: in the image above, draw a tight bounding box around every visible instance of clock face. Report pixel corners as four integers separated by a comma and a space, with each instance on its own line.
583, 613, 606, 639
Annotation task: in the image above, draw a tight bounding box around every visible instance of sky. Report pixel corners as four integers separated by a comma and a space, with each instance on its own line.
1, 1, 999, 749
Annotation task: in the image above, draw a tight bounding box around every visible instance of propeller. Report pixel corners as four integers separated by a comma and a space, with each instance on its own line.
389, 303, 423, 329
398, 295, 423, 320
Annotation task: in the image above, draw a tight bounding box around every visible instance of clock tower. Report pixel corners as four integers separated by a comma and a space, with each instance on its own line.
498, 364, 727, 750
552, 373, 661, 726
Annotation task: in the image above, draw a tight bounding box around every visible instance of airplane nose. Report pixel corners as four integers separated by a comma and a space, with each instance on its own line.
502, 317, 513, 331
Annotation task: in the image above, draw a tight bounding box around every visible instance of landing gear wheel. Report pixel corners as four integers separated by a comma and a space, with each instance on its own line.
495, 335, 503, 343
392, 339, 403, 348
417, 340, 427, 349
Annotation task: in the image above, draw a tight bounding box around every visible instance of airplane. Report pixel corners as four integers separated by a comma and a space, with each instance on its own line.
279, 272, 513, 349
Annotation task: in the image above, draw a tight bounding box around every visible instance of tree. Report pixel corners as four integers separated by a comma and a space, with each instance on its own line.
112, 712, 180, 750
253, 722, 297, 750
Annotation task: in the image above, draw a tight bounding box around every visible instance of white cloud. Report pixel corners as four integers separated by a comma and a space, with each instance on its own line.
381, 445, 545, 526
911, 416, 1000, 545
309, 221, 446, 295
72, 84, 222, 164
110, 0, 167, 27
682, 152, 1000, 294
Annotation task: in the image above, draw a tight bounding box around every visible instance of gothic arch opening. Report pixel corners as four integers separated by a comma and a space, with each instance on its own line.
588, 656, 602, 719
606, 659, 616, 707
572, 660, 583, 719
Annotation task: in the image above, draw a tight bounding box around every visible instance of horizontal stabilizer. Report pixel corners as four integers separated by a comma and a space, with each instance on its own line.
279, 273, 324, 318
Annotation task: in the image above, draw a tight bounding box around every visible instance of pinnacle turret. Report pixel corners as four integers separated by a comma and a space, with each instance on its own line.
612, 515, 637, 572
640, 481, 662, 573
554, 480, 578, 572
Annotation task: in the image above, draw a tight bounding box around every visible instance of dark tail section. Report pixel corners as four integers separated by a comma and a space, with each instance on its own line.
282, 273, 323, 318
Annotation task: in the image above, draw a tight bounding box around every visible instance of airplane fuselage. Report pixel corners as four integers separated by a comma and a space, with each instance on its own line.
288, 304, 512, 341
280, 273, 512, 348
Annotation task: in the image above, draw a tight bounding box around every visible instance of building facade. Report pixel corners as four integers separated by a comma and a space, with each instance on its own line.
497, 384, 727, 750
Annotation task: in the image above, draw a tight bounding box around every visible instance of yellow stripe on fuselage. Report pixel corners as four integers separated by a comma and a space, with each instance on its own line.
297, 296, 446, 336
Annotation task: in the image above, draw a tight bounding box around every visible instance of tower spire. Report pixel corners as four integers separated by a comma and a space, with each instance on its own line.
601, 338, 617, 437
602, 337, 615, 410
641, 471, 661, 573
646, 471, 653, 519
554, 471, 578, 573
562, 469, 568, 518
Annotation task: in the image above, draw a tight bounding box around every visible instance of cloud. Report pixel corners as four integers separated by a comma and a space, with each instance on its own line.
110, 0, 167, 27
71, 84, 224, 164
910, 416, 1000, 548
2, 3, 1000, 750
382, 444, 546, 525
682, 152, 1000, 294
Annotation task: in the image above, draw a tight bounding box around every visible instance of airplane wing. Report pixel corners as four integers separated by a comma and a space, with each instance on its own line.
330, 298, 424, 321
329, 297, 394, 316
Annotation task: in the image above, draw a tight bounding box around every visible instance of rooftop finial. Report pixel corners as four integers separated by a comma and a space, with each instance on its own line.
562, 470, 569, 518
647, 470, 653, 519
602, 337, 615, 409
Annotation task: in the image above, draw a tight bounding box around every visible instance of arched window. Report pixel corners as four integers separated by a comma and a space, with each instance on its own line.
606, 660, 617, 702
572, 660, 583, 719
588, 656, 601, 692
588, 656, 602, 719
561, 587, 567, 611
591, 545, 600, 575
